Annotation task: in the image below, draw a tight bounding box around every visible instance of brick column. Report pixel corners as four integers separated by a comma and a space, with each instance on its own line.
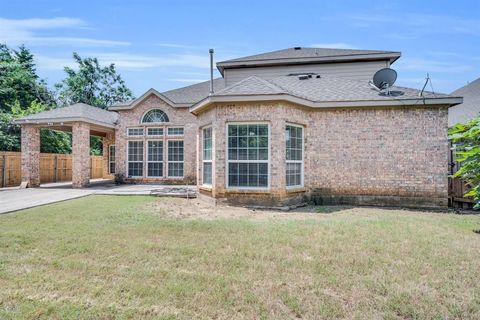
102, 132, 115, 179
270, 118, 287, 194
72, 122, 90, 188
21, 125, 40, 187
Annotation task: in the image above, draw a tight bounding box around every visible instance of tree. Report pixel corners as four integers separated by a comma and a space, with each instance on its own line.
0, 44, 67, 153
55, 52, 133, 109
0, 44, 54, 113
0, 100, 71, 153
449, 116, 480, 209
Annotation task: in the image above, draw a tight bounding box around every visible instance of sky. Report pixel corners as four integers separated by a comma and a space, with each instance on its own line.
1, 0, 479, 96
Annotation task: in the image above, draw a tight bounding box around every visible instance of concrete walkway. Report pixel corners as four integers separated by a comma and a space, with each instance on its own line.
0, 180, 196, 214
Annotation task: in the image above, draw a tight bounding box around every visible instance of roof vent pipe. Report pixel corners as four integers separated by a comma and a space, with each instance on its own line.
209, 49, 214, 95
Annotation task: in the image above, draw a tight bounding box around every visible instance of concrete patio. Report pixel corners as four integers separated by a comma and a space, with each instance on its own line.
0, 180, 196, 214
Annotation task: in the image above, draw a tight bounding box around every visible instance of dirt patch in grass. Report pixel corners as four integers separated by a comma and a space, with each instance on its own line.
144, 197, 447, 220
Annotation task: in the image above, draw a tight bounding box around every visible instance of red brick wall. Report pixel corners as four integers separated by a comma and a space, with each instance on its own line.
196, 102, 449, 204
115, 94, 197, 184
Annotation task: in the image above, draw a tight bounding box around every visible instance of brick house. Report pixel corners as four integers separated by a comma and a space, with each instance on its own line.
15, 47, 463, 207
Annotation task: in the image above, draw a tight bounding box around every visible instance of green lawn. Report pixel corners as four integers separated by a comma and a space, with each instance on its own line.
1, 195, 479, 319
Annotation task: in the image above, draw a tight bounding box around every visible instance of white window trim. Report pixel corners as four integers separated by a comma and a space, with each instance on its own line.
127, 127, 144, 137
126, 140, 144, 178
146, 139, 164, 178
286, 123, 304, 188
225, 122, 271, 190
146, 127, 164, 137
202, 126, 213, 186
167, 127, 184, 136
108, 144, 116, 175
167, 139, 184, 178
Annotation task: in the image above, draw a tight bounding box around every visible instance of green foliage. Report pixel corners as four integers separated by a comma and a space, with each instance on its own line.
1, 45, 134, 155
449, 116, 480, 209
0, 44, 54, 113
55, 52, 134, 109
1, 100, 72, 153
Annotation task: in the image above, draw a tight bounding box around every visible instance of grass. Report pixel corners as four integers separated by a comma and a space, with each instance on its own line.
0, 195, 479, 319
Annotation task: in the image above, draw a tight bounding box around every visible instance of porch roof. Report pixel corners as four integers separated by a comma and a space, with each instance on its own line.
14, 103, 118, 129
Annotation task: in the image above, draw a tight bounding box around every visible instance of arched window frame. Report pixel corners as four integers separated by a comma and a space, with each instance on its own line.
141, 109, 169, 124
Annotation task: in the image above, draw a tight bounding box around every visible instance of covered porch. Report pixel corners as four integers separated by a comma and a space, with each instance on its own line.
14, 103, 117, 188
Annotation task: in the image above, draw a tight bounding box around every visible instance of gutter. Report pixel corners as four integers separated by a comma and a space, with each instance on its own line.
190, 94, 463, 115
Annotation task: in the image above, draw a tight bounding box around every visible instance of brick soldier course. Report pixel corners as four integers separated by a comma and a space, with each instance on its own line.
14, 47, 463, 208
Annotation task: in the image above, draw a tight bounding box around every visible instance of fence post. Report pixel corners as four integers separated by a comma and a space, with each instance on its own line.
54, 155, 58, 183
2, 155, 7, 188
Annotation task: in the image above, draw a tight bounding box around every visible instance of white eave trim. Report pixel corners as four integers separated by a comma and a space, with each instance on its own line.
190, 94, 463, 115
13, 117, 117, 128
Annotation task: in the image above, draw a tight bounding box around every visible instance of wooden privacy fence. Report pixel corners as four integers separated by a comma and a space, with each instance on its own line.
0, 151, 104, 188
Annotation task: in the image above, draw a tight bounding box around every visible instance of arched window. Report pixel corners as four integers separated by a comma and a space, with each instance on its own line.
142, 109, 169, 123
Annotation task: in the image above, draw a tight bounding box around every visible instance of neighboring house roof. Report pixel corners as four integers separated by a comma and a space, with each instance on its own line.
216, 47, 401, 75
191, 75, 463, 115
448, 77, 480, 126
109, 79, 226, 110
14, 103, 118, 128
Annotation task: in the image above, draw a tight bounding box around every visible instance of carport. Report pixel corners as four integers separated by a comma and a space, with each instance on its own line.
14, 103, 117, 188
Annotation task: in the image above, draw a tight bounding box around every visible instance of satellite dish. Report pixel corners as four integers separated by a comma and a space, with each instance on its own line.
372, 68, 397, 90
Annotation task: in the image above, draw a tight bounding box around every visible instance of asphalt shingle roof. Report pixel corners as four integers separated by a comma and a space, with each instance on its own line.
212, 75, 447, 103
219, 47, 401, 64
17, 103, 118, 126
449, 77, 480, 126
161, 78, 225, 104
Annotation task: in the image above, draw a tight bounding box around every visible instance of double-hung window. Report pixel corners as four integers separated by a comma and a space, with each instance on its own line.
128, 141, 144, 177
147, 141, 163, 177
286, 124, 304, 187
202, 127, 212, 185
168, 140, 184, 177
108, 145, 116, 174
227, 123, 269, 188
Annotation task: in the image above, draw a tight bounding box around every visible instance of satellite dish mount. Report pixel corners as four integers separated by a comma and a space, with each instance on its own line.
370, 68, 397, 96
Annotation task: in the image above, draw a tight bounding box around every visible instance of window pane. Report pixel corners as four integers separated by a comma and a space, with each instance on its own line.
148, 162, 163, 177
147, 128, 164, 136
203, 127, 212, 161
128, 141, 143, 177
286, 125, 303, 186
109, 145, 116, 174
127, 128, 144, 136
148, 141, 163, 161
227, 124, 269, 188
142, 109, 169, 123
167, 127, 184, 135
168, 163, 184, 177
203, 163, 212, 185
168, 141, 184, 161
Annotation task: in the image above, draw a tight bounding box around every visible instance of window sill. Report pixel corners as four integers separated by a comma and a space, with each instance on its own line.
225, 188, 271, 195
199, 185, 212, 191
286, 186, 307, 194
